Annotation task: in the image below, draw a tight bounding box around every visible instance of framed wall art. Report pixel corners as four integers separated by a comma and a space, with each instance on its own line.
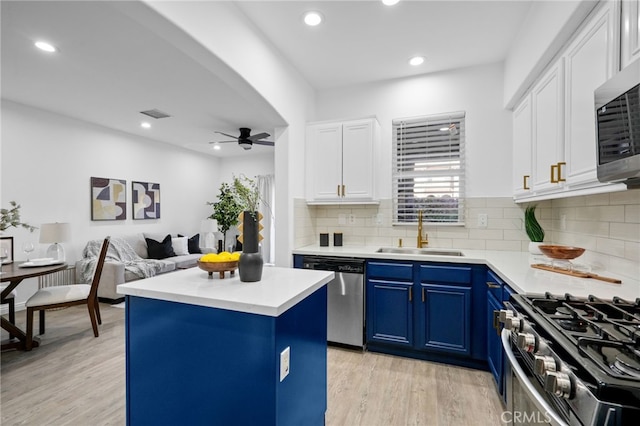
91, 177, 127, 221
132, 181, 160, 219
1, 236, 14, 264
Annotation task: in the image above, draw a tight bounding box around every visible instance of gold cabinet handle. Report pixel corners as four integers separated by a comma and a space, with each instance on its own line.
550, 164, 558, 183
337, 185, 340, 196
341, 184, 345, 197
523, 175, 530, 190
493, 310, 501, 335
486, 282, 501, 289
557, 162, 566, 182
421, 287, 425, 302
409, 288, 412, 302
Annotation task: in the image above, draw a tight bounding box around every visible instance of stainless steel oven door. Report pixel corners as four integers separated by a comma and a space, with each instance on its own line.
501, 330, 568, 426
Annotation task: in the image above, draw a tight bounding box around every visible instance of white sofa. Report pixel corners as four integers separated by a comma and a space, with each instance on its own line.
76, 232, 210, 303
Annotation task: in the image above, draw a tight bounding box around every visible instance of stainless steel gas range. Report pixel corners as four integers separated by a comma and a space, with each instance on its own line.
498, 293, 640, 425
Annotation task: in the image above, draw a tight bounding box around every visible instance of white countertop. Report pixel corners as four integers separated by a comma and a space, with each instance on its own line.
293, 245, 640, 301
117, 266, 334, 317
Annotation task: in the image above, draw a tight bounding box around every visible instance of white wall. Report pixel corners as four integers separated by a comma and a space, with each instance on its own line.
1, 100, 221, 302
144, 1, 315, 266
315, 62, 513, 198
503, 0, 597, 108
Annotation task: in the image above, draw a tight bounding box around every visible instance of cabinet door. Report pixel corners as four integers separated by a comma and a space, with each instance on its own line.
564, 3, 615, 188
513, 95, 533, 198
366, 279, 413, 346
622, 0, 640, 69
532, 60, 565, 194
306, 123, 343, 201
487, 292, 503, 394
342, 119, 375, 200
416, 284, 471, 355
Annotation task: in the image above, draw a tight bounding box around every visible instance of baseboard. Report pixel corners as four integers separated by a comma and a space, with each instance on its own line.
1, 301, 26, 315
99, 296, 124, 305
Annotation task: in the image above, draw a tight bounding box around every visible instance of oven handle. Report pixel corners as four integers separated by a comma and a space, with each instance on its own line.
501, 329, 568, 426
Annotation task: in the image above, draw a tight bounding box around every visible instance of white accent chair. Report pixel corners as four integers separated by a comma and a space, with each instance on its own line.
25, 237, 110, 350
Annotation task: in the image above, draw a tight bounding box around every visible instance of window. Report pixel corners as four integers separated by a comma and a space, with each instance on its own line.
392, 112, 466, 225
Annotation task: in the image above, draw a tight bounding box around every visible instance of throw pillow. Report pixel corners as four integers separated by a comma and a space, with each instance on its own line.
145, 235, 176, 259
171, 237, 189, 256
187, 234, 201, 254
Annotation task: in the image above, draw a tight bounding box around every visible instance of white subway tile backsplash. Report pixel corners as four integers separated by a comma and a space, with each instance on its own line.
292, 192, 640, 279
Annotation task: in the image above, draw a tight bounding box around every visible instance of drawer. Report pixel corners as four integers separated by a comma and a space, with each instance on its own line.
486, 269, 504, 299
419, 265, 471, 285
367, 261, 413, 281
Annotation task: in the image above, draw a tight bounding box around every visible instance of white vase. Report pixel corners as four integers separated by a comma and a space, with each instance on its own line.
528, 241, 544, 255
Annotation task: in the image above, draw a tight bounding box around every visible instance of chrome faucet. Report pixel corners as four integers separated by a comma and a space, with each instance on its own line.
417, 210, 429, 248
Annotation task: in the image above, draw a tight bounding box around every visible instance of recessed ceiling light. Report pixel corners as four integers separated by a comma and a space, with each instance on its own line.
34, 41, 57, 53
141, 122, 151, 129
382, 0, 400, 6
304, 11, 323, 26
212, 144, 221, 151
409, 56, 425, 66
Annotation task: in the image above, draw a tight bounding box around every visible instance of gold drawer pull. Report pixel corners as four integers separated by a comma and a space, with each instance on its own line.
550, 164, 558, 183
422, 287, 425, 302
557, 162, 566, 182
487, 282, 501, 289
409, 288, 412, 302
337, 185, 340, 196
523, 175, 530, 190
341, 185, 345, 197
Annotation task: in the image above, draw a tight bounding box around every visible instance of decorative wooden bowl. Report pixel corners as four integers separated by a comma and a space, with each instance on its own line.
538, 245, 585, 260
197, 260, 238, 279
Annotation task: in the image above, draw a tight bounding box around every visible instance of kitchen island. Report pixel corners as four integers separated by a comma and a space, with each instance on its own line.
118, 266, 334, 426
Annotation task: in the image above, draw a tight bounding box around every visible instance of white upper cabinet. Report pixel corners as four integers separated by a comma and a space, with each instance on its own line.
512, 1, 625, 202
531, 60, 565, 194
564, 2, 616, 189
621, 0, 640, 69
512, 94, 533, 197
305, 117, 380, 204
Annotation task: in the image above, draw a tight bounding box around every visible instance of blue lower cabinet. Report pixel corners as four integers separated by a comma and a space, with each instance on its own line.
366, 261, 486, 367
487, 291, 503, 392
417, 283, 471, 355
125, 287, 327, 426
366, 279, 413, 346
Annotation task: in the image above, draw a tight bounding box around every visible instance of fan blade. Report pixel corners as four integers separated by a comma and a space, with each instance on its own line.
209, 140, 236, 144
215, 131, 238, 139
247, 132, 270, 141
252, 140, 275, 146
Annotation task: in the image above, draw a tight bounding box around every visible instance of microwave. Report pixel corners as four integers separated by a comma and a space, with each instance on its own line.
594, 59, 640, 188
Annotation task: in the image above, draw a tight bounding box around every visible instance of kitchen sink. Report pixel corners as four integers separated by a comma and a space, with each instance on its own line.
376, 247, 464, 257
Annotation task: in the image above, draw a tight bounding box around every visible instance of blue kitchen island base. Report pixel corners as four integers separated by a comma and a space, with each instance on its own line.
125, 286, 327, 426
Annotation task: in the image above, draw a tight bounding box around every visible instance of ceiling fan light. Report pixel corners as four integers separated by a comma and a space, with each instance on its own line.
304, 11, 323, 26
382, 0, 400, 6
35, 40, 57, 53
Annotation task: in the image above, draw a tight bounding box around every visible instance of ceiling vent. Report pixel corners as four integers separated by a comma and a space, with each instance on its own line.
140, 109, 171, 119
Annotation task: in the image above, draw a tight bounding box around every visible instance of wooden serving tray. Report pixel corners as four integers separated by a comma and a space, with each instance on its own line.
531, 264, 621, 284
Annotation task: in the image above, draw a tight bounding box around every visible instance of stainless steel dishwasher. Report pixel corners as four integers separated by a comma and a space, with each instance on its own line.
301, 256, 365, 348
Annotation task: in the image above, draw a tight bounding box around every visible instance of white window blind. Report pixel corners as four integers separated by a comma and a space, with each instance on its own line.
392, 112, 466, 225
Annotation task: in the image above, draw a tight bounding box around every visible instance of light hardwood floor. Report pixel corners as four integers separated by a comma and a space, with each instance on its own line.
1, 305, 505, 425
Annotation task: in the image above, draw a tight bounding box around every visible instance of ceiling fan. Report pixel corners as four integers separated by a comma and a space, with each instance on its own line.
210, 128, 274, 150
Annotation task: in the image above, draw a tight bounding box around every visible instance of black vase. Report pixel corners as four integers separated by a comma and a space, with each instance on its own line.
238, 211, 263, 282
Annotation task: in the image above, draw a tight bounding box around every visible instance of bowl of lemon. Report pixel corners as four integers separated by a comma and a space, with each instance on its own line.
197, 251, 241, 279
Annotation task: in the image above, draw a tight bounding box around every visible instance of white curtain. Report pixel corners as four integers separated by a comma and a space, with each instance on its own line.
257, 174, 275, 264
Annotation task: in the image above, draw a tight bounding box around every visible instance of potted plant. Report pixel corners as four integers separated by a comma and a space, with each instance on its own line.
231, 174, 263, 282
524, 204, 545, 254
1, 201, 37, 233
207, 183, 243, 251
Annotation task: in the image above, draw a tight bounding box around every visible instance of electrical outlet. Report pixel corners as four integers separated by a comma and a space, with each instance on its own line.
338, 214, 347, 225
348, 214, 356, 224
280, 346, 290, 382
478, 213, 488, 228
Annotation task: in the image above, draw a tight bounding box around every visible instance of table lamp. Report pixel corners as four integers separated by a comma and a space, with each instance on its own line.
200, 219, 219, 250
39, 222, 71, 261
